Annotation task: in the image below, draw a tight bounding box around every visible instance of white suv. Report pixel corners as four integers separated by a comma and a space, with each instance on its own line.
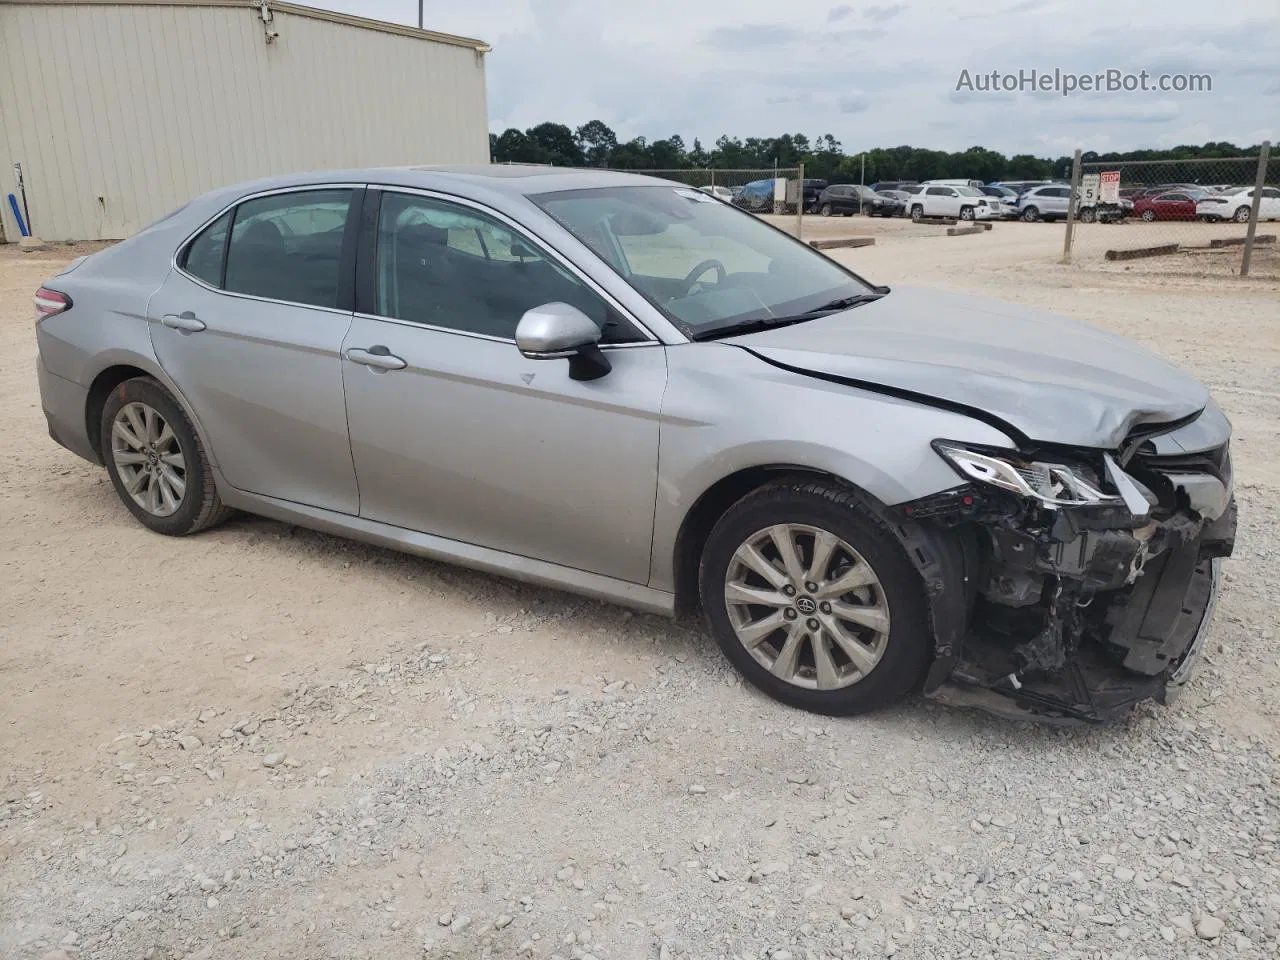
1017, 185, 1072, 222
906, 185, 999, 221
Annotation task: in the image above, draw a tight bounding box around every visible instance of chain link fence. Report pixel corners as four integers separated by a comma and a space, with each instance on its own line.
607, 167, 808, 237
1062, 144, 1277, 278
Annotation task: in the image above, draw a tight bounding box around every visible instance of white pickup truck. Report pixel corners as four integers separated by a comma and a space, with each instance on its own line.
905, 184, 1001, 221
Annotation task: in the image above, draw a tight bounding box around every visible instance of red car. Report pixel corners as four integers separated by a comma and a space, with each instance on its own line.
1132, 190, 1202, 221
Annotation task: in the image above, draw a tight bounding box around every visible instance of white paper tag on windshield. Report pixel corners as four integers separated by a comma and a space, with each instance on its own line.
673, 188, 715, 202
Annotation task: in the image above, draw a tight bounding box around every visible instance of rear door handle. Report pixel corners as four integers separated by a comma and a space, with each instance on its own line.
161, 312, 206, 333
346, 346, 407, 371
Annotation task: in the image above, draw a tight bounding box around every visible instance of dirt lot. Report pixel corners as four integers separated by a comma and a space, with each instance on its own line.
2, 223, 1279, 960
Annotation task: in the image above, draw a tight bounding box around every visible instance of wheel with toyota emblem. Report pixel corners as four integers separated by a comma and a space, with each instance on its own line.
699, 479, 931, 715
101, 376, 232, 536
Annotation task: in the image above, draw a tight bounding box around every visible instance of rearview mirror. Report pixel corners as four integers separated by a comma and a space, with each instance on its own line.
515, 302, 611, 381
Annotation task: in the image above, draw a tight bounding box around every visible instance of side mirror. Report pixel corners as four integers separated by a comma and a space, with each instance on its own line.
515, 302, 612, 381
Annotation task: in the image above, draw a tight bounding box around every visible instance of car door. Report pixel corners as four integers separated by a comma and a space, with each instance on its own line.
148, 186, 361, 513
1260, 188, 1280, 220
340, 188, 667, 584
1156, 193, 1190, 219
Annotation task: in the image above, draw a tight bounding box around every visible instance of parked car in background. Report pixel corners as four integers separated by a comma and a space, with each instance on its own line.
875, 189, 913, 216
871, 180, 918, 192
802, 179, 829, 213
991, 180, 1052, 197
907, 185, 998, 221
1017, 185, 1072, 221
1195, 187, 1280, 223
699, 185, 735, 203
817, 184, 877, 216
979, 185, 1018, 202
1129, 184, 1204, 202
1133, 190, 1205, 221
734, 179, 777, 212
862, 189, 907, 218
33, 165, 1236, 723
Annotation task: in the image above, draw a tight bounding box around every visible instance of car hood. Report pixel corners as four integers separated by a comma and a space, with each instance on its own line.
726, 287, 1209, 448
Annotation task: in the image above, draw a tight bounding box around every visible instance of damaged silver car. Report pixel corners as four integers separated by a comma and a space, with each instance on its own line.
34, 167, 1234, 724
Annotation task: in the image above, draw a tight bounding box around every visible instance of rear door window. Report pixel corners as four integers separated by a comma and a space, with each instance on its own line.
223, 190, 354, 308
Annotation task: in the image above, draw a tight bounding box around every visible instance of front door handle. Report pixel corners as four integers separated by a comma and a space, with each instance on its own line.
346, 346, 407, 371
161, 311, 206, 333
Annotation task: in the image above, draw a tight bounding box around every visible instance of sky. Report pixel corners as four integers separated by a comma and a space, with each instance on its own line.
326, 0, 1279, 155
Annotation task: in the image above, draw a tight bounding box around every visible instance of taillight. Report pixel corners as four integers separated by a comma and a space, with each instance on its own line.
35, 286, 71, 322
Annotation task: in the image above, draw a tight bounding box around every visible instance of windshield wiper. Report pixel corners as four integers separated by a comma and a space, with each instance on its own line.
691, 293, 883, 341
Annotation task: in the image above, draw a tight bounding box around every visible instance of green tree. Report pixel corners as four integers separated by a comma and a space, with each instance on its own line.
575, 120, 617, 167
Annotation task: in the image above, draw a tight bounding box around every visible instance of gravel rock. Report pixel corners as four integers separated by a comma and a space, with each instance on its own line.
1196, 915, 1226, 940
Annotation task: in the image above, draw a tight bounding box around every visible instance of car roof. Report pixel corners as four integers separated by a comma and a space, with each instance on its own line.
200, 165, 679, 203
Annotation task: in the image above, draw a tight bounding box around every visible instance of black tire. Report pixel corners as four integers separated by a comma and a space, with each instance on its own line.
1141, 209, 1157, 222
910, 204, 924, 221
100, 376, 232, 536
1233, 205, 1251, 223
1079, 207, 1096, 224
698, 480, 932, 716
1021, 206, 1039, 222
820, 203, 832, 217
959, 206, 975, 221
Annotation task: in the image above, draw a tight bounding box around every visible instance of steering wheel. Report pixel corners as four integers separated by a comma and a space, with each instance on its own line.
682, 259, 726, 293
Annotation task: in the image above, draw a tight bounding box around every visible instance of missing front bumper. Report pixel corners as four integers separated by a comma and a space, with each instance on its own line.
926, 557, 1221, 725
910, 488, 1234, 725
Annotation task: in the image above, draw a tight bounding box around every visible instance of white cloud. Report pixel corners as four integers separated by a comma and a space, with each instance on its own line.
323, 0, 1280, 154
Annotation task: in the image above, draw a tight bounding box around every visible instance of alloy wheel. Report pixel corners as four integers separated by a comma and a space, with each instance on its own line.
110, 401, 187, 517
723, 524, 890, 690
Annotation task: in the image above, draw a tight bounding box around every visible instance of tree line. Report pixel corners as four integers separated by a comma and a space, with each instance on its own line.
490, 121, 1269, 185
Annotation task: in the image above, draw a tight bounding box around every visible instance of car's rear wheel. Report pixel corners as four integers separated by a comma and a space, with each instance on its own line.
1021, 206, 1039, 222
1079, 207, 1096, 223
1233, 205, 1252, 223
910, 204, 924, 221
101, 377, 232, 536
699, 481, 931, 716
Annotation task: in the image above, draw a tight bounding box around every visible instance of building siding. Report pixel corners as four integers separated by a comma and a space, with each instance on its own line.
0, 2, 489, 241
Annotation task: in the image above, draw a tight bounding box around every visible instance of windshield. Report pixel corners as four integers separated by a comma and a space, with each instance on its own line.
533, 185, 875, 337
955, 187, 985, 197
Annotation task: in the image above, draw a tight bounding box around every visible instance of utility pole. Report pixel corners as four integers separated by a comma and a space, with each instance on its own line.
860, 153, 866, 186
418, 0, 423, 28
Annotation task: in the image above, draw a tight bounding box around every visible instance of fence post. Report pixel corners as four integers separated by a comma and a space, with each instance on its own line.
709, 168, 715, 190
795, 162, 804, 241
1241, 141, 1271, 278
1062, 148, 1082, 264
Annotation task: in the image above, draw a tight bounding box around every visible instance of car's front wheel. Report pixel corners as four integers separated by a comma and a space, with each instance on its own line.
101, 376, 232, 536
699, 481, 931, 716
820, 203, 833, 217
959, 206, 975, 221
1141, 209, 1157, 222
910, 204, 924, 221
1021, 206, 1039, 222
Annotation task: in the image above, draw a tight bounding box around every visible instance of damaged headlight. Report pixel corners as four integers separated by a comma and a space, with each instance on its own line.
932, 442, 1149, 514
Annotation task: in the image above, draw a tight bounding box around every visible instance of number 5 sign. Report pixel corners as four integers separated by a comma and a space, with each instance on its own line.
1080, 173, 1101, 206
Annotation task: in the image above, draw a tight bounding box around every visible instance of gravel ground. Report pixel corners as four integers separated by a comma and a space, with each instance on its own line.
2, 223, 1278, 960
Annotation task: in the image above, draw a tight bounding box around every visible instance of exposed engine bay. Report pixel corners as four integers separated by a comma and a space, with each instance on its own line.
898, 429, 1236, 724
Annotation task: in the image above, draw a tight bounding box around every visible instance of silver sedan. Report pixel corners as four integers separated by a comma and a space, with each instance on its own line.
34, 166, 1235, 722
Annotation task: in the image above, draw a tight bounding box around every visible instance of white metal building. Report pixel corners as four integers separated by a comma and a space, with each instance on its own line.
0, 0, 490, 241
